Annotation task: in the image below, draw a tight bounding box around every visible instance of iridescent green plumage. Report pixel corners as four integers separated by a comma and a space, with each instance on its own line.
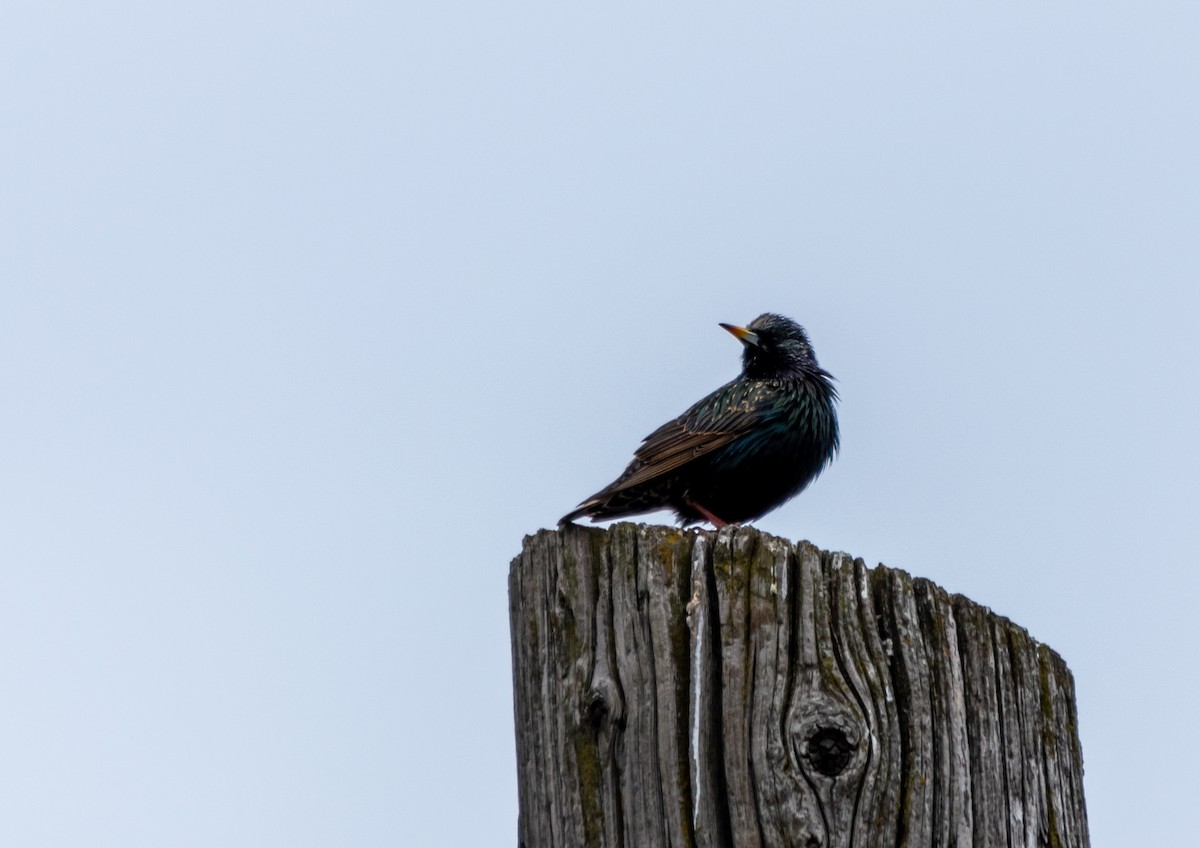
561, 313, 839, 527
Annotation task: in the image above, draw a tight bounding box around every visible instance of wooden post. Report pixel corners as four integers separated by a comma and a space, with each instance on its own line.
509, 523, 1089, 848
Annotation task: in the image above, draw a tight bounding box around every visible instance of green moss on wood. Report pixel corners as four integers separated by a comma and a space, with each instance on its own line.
572, 724, 606, 848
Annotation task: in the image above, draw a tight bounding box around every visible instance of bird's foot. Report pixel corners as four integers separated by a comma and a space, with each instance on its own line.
687, 499, 732, 529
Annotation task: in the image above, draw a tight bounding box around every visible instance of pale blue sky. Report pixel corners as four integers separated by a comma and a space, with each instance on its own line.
3, 3, 1198, 845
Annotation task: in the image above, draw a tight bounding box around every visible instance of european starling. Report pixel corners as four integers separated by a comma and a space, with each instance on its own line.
560, 313, 839, 528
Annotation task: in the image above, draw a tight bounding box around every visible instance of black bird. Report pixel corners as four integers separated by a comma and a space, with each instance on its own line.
560, 313, 839, 528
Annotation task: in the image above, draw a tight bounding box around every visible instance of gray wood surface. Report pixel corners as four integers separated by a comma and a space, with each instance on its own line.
509, 524, 1088, 848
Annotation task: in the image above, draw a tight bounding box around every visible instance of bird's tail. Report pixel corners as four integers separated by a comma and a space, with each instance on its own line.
558, 502, 596, 526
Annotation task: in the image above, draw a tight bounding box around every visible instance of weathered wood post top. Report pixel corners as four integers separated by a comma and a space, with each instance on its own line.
509, 523, 1088, 848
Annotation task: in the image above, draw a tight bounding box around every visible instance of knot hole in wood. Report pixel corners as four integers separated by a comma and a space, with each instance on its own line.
805, 726, 853, 777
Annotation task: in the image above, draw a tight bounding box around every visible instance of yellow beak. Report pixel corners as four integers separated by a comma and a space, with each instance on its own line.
719, 323, 761, 346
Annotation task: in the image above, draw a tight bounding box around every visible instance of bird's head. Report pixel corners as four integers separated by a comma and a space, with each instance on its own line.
720, 313, 821, 379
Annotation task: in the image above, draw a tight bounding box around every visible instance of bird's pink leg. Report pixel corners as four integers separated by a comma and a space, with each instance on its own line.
687, 498, 732, 529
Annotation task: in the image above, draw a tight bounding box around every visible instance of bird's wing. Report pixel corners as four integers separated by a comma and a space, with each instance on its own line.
603, 380, 777, 494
